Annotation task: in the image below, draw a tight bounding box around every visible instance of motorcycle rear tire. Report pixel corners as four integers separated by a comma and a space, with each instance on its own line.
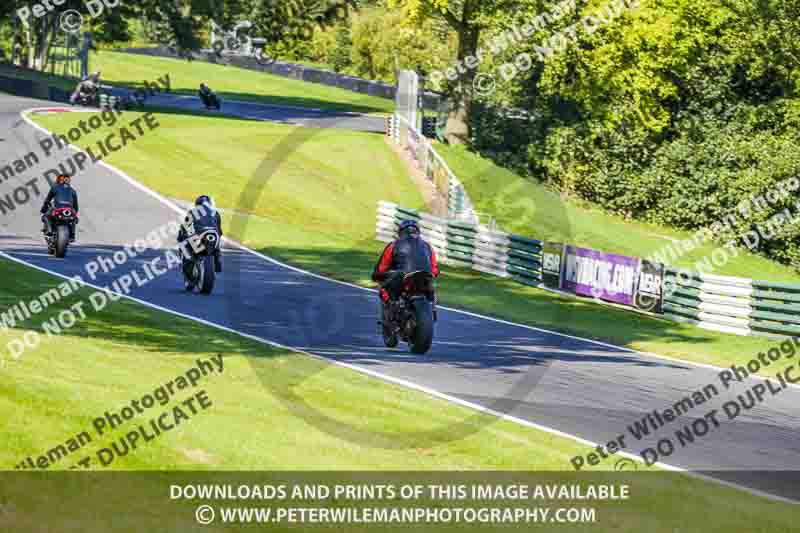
199, 255, 216, 295
55, 225, 69, 258
409, 300, 434, 354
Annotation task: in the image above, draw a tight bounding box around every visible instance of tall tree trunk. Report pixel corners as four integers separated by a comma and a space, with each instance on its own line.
39, 16, 58, 73
26, 15, 34, 68
445, 23, 479, 145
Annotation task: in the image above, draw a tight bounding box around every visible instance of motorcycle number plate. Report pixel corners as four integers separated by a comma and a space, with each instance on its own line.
188, 234, 205, 253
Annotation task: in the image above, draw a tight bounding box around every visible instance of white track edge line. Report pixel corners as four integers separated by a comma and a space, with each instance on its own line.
14, 107, 800, 505
21, 106, 800, 387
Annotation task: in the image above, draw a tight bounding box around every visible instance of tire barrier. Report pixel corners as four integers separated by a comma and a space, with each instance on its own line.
664, 269, 800, 338
663, 269, 754, 336
379, 203, 800, 339
0, 72, 73, 104
377, 202, 542, 287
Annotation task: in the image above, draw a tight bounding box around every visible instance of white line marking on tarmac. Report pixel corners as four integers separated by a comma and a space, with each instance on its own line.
12, 107, 799, 505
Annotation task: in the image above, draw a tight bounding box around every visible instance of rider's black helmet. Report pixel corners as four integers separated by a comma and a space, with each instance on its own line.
398, 219, 420, 238
195, 195, 212, 206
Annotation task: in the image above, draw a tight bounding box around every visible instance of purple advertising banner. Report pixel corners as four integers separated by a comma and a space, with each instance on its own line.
562, 246, 641, 306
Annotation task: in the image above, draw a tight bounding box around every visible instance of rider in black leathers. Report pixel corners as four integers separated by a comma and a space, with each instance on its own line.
198, 83, 219, 109
178, 195, 223, 273
372, 219, 439, 323
40, 174, 79, 241
70, 71, 101, 105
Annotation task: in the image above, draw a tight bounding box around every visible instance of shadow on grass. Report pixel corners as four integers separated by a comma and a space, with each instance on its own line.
0, 256, 276, 360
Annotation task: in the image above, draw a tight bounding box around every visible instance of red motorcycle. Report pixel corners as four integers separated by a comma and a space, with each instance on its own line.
381, 271, 437, 354
44, 207, 77, 258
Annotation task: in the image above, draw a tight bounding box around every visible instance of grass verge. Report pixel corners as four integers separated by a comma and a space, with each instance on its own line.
1, 50, 394, 114
0, 255, 796, 532
29, 111, 800, 376
89, 50, 394, 114
436, 144, 800, 283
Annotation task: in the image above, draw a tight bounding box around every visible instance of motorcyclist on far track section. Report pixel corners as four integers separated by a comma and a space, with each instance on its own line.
70, 71, 101, 106
40, 174, 79, 242
198, 83, 221, 110
178, 195, 224, 273
372, 219, 440, 328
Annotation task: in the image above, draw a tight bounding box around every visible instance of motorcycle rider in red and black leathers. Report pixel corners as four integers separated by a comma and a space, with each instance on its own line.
40, 174, 79, 242
372, 219, 439, 325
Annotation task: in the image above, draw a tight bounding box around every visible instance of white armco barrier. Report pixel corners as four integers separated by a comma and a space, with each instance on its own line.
664, 269, 757, 337
380, 204, 800, 338
376, 202, 542, 281
389, 113, 478, 224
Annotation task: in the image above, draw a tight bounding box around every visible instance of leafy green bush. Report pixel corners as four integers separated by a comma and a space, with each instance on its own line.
300, 5, 456, 84
468, 0, 800, 269
330, 23, 353, 72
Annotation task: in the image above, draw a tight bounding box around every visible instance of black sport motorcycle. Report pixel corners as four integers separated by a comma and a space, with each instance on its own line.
381, 271, 437, 354
72, 83, 121, 111
44, 207, 77, 258
71, 82, 99, 107
199, 89, 222, 111
181, 228, 220, 295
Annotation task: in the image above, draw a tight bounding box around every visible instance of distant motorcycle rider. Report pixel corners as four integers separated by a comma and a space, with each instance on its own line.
40, 174, 79, 242
372, 219, 439, 323
178, 195, 223, 273
70, 71, 101, 105
198, 83, 219, 109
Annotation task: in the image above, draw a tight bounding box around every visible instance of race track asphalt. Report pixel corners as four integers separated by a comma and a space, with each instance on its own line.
109, 86, 387, 132
1, 92, 798, 502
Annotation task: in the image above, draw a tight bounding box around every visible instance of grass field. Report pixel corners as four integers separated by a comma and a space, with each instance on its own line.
4, 67, 798, 530
1, 49, 394, 114
0, 256, 797, 532
29, 108, 800, 376
89, 50, 394, 114
436, 144, 800, 283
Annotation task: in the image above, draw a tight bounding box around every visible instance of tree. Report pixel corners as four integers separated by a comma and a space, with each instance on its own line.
242, 0, 357, 56
389, 0, 516, 144
347, 6, 456, 83
330, 23, 353, 72
1, 0, 357, 71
